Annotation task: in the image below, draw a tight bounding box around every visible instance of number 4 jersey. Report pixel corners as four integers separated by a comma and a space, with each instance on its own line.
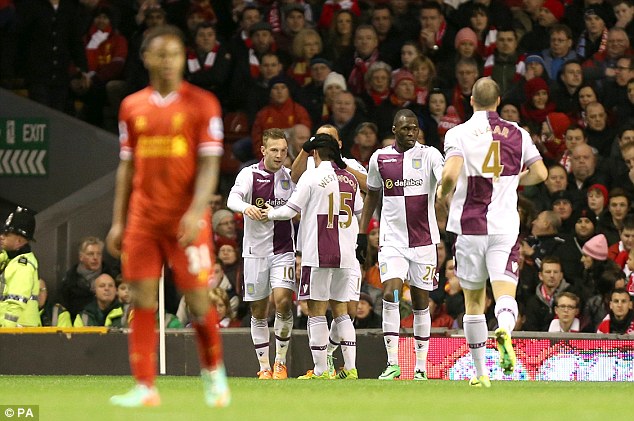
286, 161, 362, 269
444, 111, 542, 235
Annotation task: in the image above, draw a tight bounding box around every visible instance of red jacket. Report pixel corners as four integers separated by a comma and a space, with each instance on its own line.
251, 98, 311, 158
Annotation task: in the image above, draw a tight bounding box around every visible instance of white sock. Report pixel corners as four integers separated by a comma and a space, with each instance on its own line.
327, 319, 339, 356
334, 314, 356, 370
413, 307, 431, 373
495, 295, 518, 334
250, 317, 270, 371
307, 316, 329, 375
463, 314, 489, 378
382, 299, 400, 365
274, 311, 293, 365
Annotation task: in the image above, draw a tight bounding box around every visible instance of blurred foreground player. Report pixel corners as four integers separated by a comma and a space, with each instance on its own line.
106, 25, 229, 407
438, 78, 547, 387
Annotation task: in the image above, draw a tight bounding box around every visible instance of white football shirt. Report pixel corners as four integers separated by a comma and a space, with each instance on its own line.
444, 111, 542, 235
227, 160, 295, 257
367, 143, 444, 248
270, 161, 362, 268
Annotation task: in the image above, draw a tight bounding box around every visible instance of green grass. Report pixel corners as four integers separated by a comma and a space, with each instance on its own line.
0, 376, 630, 421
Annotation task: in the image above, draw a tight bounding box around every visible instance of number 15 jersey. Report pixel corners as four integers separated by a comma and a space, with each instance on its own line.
444, 111, 542, 236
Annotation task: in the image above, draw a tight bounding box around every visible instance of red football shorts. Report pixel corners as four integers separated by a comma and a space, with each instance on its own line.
122, 221, 213, 291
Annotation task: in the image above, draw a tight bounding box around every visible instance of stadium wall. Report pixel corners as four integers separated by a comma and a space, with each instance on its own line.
1, 328, 633, 381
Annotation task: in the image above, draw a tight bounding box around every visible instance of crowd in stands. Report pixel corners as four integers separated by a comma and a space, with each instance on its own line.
2, 0, 634, 334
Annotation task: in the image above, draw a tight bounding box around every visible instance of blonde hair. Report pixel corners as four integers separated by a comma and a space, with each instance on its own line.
292, 28, 322, 59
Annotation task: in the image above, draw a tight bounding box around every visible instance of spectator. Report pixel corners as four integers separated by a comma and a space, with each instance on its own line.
596, 287, 634, 333
448, 57, 480, 122
245, 52, 284, 125
610, 132, 634, 199
599, 187, 632, 245
576, 7, 611, 61
576, 83, 601, 127
521, 77, 556, 126
564, 0, 614, 40
520, 0, 565, 53
524, 256, 573, 331
322, 9, 356, 64
297, 56, 333, 128
559, 125, 587, 173
184, 22, 231, 103
0, 206, 39, 327
212, 209, 239, 245
524, 163, 568, 212
522, 210, 566, 271
551, 190, 576, 234
15, 0, 87, 111
353, 292, 381, 329
59, 236, 118, 320
417, 1, 456, 62
317, 0, 360, 31
273, 3, 309, 56
287, 28, 323, 87
350, 122, 379, 168
410, 56, 437, 106
607, 214, 634, 270
285, 123, 311, 164
587, 183, 609, 219
208, 261, 239, 317
399, 41, 422, 71
482, 28, 526, 97
567, 143, 607, 196
210, 287, 241, 328
542, 24, 578, 81
498, 101, 521, 122
339, 24, 381, 95
550, 59, 584, 116
584, 102, 616, 158
538, 111, 571, 164
437, 27, 481, 90
603, 55, 634, 115
613, 0, 634, 44
326, 90, 365, 156
359, 61, 391, 117
549, 291, 582, 332
582, 27, 631, 83
370, 3, 403, 69
76, 273, 124, 327
70, 5, 127, 127
250, 75, 312, 160
558, 206, 598, 284
580, 233, 620, 300
454, 0, 512, 32
375, 69, 424, 141
320, 71, 346, 125
582, 268, 626, 331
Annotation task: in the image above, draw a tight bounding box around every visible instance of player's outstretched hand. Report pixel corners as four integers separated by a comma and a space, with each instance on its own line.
244, 205, 263, 221
178, 210, 204, 247
106, 224, 124, 258
356, 233, 368, 264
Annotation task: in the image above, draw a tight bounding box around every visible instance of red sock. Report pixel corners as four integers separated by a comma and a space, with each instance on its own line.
129, 307, 157, 386
193, 308, 223, 370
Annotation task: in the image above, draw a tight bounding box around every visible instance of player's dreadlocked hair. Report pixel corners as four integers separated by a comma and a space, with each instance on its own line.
303, 133, 347, 169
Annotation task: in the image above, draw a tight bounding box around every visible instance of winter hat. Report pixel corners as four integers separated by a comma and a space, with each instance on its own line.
542, 0, 565, 22
438, 106, 462, 138
525, 55, 546, 68
588, 184, 609, 207
524, 77, 549, 99
249, 21, 273, 38
359, 292, 374, 307
584, 6, 613, 26
547, 112, 571, 140
367, 218, 380, 233
391, 69, 415, 89
582, 234, 608, 261
454, 27, 478, 49
310, 56, 333, 69
551, 189, 573, 207
573, 206, 597, 227
323, 72, 346, 93
212, 209, 234, 232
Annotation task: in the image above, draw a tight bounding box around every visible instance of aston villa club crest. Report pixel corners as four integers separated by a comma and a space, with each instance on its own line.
247, 283, 255, 295
412, 158, 422, 169
281, 179, 290, 190
380, 263, 387, 275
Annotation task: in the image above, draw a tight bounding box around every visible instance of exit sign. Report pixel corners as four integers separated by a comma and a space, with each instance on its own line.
0, 118, 49, 176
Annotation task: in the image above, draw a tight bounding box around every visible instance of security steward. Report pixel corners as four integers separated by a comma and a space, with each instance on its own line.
0, 206, 40, 327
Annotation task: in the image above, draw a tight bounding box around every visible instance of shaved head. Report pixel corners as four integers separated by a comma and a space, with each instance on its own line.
471, 77, 500, 109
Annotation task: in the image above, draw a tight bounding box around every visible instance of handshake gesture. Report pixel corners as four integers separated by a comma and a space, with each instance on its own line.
244, 204, 273, 222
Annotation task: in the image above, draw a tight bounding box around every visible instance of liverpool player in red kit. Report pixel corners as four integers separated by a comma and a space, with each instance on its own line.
106, 25, 229, 408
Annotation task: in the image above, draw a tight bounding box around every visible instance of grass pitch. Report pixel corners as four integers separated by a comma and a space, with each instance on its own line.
0, 376, 629, 421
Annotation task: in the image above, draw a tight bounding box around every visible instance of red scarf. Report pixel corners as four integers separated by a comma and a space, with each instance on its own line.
415, 86, 429, 105
348, 50, 379, 95
85, 24, 112, 71
368, 88, 389, 106
389, 93, 410, 108
435, 20, 447, 47
521, 101, 557, 125
288, 60, 311, 86
187, 43, 220, 73
451, 85, 468, 123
